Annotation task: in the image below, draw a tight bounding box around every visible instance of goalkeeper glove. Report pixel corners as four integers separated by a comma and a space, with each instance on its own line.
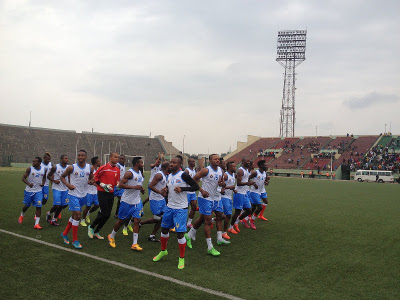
100, 183, 112, 192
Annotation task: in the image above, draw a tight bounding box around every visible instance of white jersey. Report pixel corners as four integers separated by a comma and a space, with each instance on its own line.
41, 162, 52, 186
25, 166, 45, 193
201, 166, 223, 201
236, 167, 249, 195
185, 167, 196, 195
150, 164, 161, 182
250, 170, 266, 194
68, 163, 91, 198
150, 170, 167, 201
222, 171, 235, 199
167, 170, 190, 209
121, 169, 143, 205
52, 163, 68, 192
117, 163, 126, 180
87, 168, 97, 195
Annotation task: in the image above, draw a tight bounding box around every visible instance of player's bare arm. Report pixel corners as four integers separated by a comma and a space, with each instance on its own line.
193, 168, 210, 197
61, 165, 75, 190
149, 173, 167, 197
22, 167, 33, 188
47, 165, 59, 184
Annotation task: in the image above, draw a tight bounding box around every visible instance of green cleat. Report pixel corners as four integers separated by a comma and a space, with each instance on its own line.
85, 215, 91, 224
207, 247, 220, 256
122, 228, 128, 236
88, 225, 94, 239
94, 232, 104, 240
127, 225, 133, 232
217, 239, 231, 246
80, 219, 87, 227
185, 233, 192, 249
178, 257, 185, 269
153, 250, 168, 262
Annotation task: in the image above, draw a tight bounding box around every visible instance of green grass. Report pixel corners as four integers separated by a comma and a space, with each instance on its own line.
1, 168, 399, 299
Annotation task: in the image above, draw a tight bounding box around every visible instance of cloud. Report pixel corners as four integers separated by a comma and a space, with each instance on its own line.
343, 92, 400, 110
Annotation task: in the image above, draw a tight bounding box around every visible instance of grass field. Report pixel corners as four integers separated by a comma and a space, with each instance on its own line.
1, 167, 399, 299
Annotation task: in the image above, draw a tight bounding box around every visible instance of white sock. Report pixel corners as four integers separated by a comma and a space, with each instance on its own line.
223, 231, 227, 235
161, 232, 169, 238
69, 217, 74, 223
110, 230, 117, 239
72, 219, 80, 226
188, 227, 197, 241
252, 214, 256, 220
149, 234, 155, 238
211, 217, 215, 223
21, 211, 25, 217
178, 237, 186, 244
87, 211, 91, 216
187, 218, 192, 226
228, 225, 233, 230
245, 216, 249, 221
235, 218, 240, 225
128, 220, 132, 226
206, 237, 213, 250
35, 217, 40, 225
262, 203, 267, 207
133, 233, 139, 245
217, 231, 223, 241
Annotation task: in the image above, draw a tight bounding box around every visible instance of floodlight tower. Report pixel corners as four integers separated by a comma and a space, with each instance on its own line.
276, 30, 307, 137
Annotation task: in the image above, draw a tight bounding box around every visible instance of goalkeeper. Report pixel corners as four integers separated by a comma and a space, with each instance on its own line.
88, 152, 121, 239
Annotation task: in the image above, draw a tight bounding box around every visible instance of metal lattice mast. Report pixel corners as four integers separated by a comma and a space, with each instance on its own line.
276, 30, 307, 137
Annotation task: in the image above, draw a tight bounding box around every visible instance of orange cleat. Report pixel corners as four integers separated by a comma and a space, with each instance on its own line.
18, 216, 24, 224
228, 228, 238, 234
222, 233, 231, 239
233, 224, 240, 233
241, 219, 250, 229
258, 215, 268, 221
131, 244, 143, 251
34, 224, 42, 229
249, 219, 256, 230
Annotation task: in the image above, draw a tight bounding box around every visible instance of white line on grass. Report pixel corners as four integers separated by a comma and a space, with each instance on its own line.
0, 229, 243, 300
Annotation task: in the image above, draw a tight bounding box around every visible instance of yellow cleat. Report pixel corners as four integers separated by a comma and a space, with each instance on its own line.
131, 243, 143, 251
108, 234, 116, 248
127, 225, 133, 232
80, 219, 87, 227
170, 227, 176, 232
122, 228, 128, 236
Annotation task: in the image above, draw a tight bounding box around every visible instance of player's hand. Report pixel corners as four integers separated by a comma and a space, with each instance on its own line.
100, 182, 112, 192
68, 184, 76, 190
200, 189, 209, 198
140, 187, 145, 194
221, 188, 225, 195
40, 184, 44, 187
161, 188, 168, 197
233, 189, 237, 194
254, 184, 258, 189
29, 183, 34, 188
53, 180, 61, 184
174, 187, 182, 193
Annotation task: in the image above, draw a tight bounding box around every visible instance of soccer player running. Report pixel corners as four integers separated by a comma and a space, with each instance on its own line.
185, 154, 230, 257
153, 156, 199, 269
60, 150, 92, 249
108, 157, 145, 251
80, 156, 101, 226
247, 160, 268, 229
46, 154, 69, 226
113, 154, 126, 218
143, 153, 164, 206
228, 157, 256, 234
18, 157, 47, 228
140, 161, 170, 242
220, 161, 236, 239
185, 157, 197, 228
88, 152, 120, 240
41, 152, 52, 206
258, 166, 270, 221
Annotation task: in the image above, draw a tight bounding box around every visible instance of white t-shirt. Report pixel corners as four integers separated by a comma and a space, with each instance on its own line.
121, 169, 143, 205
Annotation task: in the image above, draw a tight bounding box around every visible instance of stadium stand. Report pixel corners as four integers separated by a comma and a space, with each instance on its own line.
0, 124, 170, 169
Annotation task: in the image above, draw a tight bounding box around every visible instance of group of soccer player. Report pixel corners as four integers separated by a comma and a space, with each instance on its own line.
18, 150, 270, 269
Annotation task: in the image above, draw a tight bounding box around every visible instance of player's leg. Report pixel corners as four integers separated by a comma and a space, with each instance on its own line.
258, 193, 268, 221
61, 195, 80, 247
33, 192, 43, 229
186, 193, 197, 228
215, 206, 230, 245
174, 208, 188, 269
114, 195, 121, 218
90, 191, 113, 236
19, 191, 33, 224
107, 218, 126, 248
42, 186, 49, 206
153, 208, 174, 262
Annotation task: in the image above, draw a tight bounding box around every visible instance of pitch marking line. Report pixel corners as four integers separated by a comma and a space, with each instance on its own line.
0, 229, 243, 300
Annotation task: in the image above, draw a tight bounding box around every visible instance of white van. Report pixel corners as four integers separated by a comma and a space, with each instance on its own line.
354, 170, 394, 183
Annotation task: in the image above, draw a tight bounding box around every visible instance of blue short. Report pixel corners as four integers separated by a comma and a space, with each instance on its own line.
187, 192, 197, 204
233, 193, 252, 210
261, 192, 267, 199
198, 197, 223, 215
249, 192, 262, 205
114, 188, 124, 197
86, 193, 99, 206
221, 197, 233, 215
150, 199, 166, 216
68, 195, 86, 211
42, 186, 49, 200
161, 207, 188, 232
23, 191, 43, 207
118, 201, 143, 220
52, 190, 69, 206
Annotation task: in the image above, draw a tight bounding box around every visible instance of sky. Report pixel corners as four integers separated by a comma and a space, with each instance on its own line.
1, 0, 399, 155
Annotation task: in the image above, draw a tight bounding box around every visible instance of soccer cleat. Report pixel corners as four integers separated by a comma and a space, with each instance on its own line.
249, 219, 256, 230
108, 234, 116, 248
18, 216, 24, 224
195, 206, 199, 211
122, 228, 128, 236
60, 233, 69, 244
34, 215, 37, 220
217, 239, 231, 246
46, 212, 51, 222
34, 224, 42, 229
222, 233, 231, 240
228, 228, 238, 234
233, 224, 240, 233
131, 244, 143, 251
184, 233, 192, 249
88, 226, 94, 239
258, 215, 268, 221
94, 233, 104, 240
187, 223, 193, 229
148, 236, 160, 242
153, 250, 168, 262
58, 213, 62, 219
85, 215, 91, 224
178, 257, 185, 269
170, 227, 176, 232
207, 247, 220, 256
72, 241, 82, 249
241, 219, 250, 229
51, 220, 60, 226
127, 225, 133, 232
80, 219, 88, 227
